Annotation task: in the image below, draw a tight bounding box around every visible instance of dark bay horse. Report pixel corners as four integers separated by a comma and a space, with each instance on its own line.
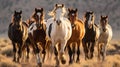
83, 11, 100, 60
8, 10, 28, 63
67, 8, 85, 64
28, 8, 47, 67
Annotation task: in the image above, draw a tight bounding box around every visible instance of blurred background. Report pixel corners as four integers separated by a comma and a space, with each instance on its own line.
0, 0, 120, 40
0, 0, 120, 67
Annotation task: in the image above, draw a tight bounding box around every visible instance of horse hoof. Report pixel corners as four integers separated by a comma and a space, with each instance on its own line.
61, 59, 66, 64
13, 59, 16, 62
76, 60, 80, 64
69, 60, 73, 64
38, 63, 42, 67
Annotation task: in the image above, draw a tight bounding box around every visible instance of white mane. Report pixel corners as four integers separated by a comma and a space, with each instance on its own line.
48, 5, 67, 17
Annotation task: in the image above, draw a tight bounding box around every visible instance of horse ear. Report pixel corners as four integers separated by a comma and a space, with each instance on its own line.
106, 15, 108, 18
35, 8, 37, 12
14, 10, 16, 14
55, 4, 58, 7
75, 8, 78, 12
68, 8, 71, 12
41, 8, 43, 11
20, 10, 22, 14
91, 11, 93, 14
62, 4, 64, 7
101, 15, 103, 18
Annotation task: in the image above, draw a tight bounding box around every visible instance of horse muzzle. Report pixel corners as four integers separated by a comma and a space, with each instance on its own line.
56, 20, 61, 25
103, 28, 106, 32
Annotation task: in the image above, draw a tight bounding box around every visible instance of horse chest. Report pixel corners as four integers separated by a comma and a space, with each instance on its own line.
84, 29, 96, 41
33, 30, 46, 41
99, 32, 109, 42
12, 30, 23, 42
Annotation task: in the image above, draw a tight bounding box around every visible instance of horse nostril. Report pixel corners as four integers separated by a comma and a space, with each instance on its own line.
56, 20, 61, 25
103, 28, 106, 32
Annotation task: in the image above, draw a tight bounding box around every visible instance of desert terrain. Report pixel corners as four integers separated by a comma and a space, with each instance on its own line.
0, 0, 120, 67
0, 37, 120, 67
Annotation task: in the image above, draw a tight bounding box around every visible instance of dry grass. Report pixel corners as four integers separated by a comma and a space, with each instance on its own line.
0, 38, 120, 67
0, 55, 21, 67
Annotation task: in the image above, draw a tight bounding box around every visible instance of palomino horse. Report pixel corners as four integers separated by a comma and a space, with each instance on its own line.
8, 10, 28, 62
28, 8, 46, 67
67, 8, 85, 64
83, 11, 100, 60
46, 4, 72, 67
98, 15, 112, 61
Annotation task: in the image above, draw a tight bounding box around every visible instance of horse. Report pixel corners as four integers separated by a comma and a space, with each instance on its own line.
67, 8, 85, 64
46, 4, 72, 67
97, 15, 112, 61
83, 11, 100, 60
8, 10, 28, 63
28, 8, 47, 67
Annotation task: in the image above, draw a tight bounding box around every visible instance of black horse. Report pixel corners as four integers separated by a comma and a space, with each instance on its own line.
83, 11, 100, 60
8, 10, 28, 63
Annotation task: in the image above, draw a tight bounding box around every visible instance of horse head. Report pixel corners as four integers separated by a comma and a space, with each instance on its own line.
12, 10, 22, 30
49, 4, 66, 25
68, 8, 78, 28
31, 8, 44, 29
100, 15, 108, 32
84, 11, 95, 29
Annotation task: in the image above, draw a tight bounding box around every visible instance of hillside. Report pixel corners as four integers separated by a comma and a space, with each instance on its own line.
0, 0, 120, 39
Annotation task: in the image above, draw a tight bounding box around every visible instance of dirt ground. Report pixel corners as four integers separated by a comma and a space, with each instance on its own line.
0, 38, 120, 67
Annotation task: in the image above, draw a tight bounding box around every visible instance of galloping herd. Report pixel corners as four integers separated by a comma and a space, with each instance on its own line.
8, 4, 113, 67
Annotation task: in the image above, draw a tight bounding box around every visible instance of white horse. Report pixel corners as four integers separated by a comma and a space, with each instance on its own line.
98, 16, 112, 61
46, 4, 72, 66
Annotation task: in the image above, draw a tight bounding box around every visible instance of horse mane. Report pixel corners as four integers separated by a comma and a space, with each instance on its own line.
48, 5, 67, 17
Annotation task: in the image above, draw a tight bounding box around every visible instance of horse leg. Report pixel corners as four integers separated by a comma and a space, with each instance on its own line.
68, 43, 73, 64
90, 41, 95, 59
76, 40, 81, 63
42, 41, 46, 63
97, 43, 101, 61
82, 41, 88, 60
17, 42, 24, 63
72, 43, 76, 62
102, 43, 107, 61
54, 45, 59, 67
60, 41, 67, 64
12, 42, 17, 62
26, 42, 30, 62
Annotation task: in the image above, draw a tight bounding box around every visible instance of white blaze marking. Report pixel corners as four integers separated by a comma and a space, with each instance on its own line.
88, 15, 92, 25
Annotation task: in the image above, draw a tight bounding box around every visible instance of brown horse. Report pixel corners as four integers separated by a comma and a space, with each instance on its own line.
83, 11, 100, 60
28, 8, 47, 67
8, 10, 28, 63
67, 8, 85, 64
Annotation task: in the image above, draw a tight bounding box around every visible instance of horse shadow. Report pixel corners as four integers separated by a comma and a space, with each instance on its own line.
107, 44, 120, 55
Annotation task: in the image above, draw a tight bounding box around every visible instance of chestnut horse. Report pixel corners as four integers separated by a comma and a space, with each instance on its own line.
46, 4, 72, 67
98, 15, 112, 61
8, 10, 28, 63
28, 8, 46, 67
67, 8, 85, 64
83, 11, 100, 60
